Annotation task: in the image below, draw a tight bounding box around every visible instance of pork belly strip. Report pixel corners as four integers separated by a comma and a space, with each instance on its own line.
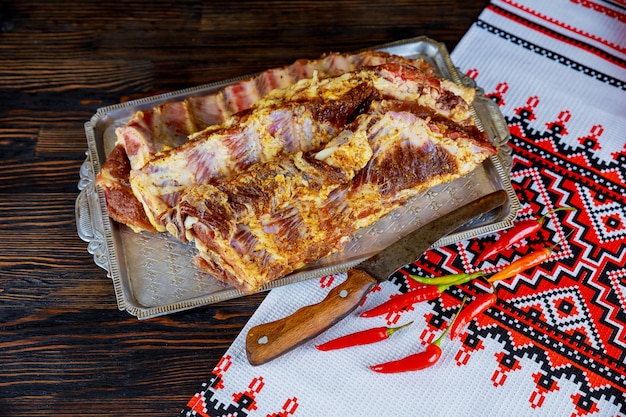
119, 52, 434, 171
95, 144, 157, 233
95, 51, 434, 233
178, 129, 374, 293
177, 102, 496, 294
131, 62, 478, 235
131, 74, 378, 235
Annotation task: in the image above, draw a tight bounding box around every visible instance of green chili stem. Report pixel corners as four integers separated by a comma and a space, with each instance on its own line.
432, 296, 467, 347
537, 207, 575, 225
386, 321, 414, 337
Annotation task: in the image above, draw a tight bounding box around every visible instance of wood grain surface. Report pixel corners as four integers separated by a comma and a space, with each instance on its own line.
0, 1, 489, 415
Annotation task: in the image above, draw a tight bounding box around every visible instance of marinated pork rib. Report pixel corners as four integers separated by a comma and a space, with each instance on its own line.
131, 73, 378, 235
94, 51, 495, 294
177, 101, 496, 294
96, 144, 157, 233
120, 52, 434, 171
177, 129, 374, 293
130, 62, 478, 235
96, 51, 434, 232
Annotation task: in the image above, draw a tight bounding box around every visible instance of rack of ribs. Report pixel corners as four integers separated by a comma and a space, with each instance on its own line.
94, 51, 497, 293
96, 51, 434, 233
128, 62, 479, 236
176, 98, 495, 293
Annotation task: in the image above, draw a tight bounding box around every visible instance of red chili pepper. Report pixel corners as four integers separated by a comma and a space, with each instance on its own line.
315, 321, 413, 351
370, 343, 443, 373
487, 247, 552, 283
359, 286, 440, 318
369, 297, 466, 373
476, 207, 573, 263
487, 229, 573, 283
449, 292, 497, 340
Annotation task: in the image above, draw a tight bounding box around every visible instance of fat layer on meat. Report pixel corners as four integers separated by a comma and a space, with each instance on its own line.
130, 62, 478, 235
96, 52, 434, 233
177, 99, 496, 294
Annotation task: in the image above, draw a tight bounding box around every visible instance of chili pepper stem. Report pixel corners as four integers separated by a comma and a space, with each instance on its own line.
549, 229, 575, 250
432, 296, 467, 347
386, 321, 414, 338
537, 206, 575, 226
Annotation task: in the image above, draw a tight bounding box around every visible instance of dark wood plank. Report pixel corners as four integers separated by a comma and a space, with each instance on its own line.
0, 59, 154, 93
0, 31, 97, 59
0, 160, 85, 193
1, 300, 264, 416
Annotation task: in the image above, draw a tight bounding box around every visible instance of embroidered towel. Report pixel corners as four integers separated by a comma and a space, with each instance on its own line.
181, 1, 626, 415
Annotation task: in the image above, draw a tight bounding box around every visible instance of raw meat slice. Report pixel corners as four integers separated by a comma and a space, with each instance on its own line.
130, 62, 477, 235
176, 99, 496, 293
95, 144, 157, 233
131, 73, 377, 235
119, 51, 433, 171
97, 51, 434, 232
178, 128, 374, 293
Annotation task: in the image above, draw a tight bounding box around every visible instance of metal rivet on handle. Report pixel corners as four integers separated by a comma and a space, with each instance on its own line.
257, 336, 268, 345
339, 289, 349, 298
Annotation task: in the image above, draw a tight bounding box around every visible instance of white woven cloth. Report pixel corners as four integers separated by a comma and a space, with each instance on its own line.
181, 1, 626, 415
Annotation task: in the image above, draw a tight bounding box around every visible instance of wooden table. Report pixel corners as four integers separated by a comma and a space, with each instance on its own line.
0, 1, 489, 415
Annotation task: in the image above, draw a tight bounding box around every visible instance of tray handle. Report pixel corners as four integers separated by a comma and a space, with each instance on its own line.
75, 153, 111, 272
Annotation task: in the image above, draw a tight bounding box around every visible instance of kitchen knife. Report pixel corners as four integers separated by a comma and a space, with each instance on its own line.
246, 190, 507, 366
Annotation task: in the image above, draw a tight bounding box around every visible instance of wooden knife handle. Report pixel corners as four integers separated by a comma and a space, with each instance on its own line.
245, 269, 377, 366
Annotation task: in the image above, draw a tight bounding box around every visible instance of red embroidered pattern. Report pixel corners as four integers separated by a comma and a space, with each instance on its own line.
403, 80, 626, 415
182, 355, 299, 417
499, 0, 626, 53
570, 0, 626, 23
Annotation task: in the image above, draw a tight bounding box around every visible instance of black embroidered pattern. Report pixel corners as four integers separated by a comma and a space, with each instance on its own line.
401, 97, 626, 415
475, 10, 625, 90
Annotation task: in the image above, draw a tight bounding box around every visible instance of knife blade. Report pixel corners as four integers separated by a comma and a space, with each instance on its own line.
245, 190, 507, 366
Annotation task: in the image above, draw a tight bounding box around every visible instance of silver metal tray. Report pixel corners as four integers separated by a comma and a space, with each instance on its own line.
76, 36, 520, 319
